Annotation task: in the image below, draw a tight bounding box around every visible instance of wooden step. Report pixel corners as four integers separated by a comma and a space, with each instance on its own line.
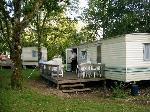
58, 78, 105, 84
61, 84, 84, 88
62, 88, 91, 93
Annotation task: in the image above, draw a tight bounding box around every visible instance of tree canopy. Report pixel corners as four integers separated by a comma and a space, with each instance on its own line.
22, 12, 78, 60
85, 0, 150, 38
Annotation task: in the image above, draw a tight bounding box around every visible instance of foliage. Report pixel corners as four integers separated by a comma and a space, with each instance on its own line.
22, 13, 78, 60
21, 0, 80, 60
85, 0, 150, 38
45, 16, 77, 59
77, 26, 98, 42
111, 82, 128, 99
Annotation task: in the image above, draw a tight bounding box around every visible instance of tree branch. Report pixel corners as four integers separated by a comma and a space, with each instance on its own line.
0, 18, 12, 49
41, 11, 49, 30
0, 0, 13, 24
13, 0, 22, 21
21, 0, 44, 31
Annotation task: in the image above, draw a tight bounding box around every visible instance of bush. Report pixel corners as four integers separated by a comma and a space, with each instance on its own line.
111, 82, 128, 98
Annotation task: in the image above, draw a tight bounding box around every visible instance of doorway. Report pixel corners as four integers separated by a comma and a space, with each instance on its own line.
66, 48, 78, 72
97, 45, 101, 63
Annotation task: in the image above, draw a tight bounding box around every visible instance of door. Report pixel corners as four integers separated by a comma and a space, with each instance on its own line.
97, 45, 101, 63
66, 49, 72, 71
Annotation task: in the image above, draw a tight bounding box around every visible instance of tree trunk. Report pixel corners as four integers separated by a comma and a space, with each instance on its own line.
38, 45, 42, 66
37, 28, 42, 66
11, 25, 22, 90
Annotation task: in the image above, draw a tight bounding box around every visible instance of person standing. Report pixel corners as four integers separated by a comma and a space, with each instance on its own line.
70, 50, 77, 72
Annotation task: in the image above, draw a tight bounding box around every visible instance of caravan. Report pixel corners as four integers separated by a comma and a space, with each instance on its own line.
66, 33, 150, 82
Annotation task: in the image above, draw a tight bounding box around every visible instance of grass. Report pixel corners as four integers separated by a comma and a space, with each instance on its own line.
0, 68, 150, 112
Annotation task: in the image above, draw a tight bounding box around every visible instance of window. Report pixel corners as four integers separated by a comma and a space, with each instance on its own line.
32, 50, 37, 57
144, 43, 150, 60
81, 51, 87, 59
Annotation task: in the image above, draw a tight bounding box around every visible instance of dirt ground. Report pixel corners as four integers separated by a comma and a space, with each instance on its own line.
27, 79, 150, 106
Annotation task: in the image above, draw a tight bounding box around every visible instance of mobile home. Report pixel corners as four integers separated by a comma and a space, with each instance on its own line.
66, 33, 150, 82
21, 47, 47, 67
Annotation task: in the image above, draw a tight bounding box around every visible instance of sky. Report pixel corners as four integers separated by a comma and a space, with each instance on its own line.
66, 0, 88, 29
66, 0, 88, 20
66, 0, 103, 39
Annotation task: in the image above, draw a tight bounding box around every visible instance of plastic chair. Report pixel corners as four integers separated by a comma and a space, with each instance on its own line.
51, 58, 64, 77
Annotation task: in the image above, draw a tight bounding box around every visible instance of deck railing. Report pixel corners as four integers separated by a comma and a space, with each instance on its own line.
40, 63, 105, 79
77, 63, 105, 79
39, 63, 60, 79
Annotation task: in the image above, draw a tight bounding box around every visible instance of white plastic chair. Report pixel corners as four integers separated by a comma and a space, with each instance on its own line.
91, 63, 101, 78
51, 58, 64, 77
77, 63, 91, 78
77, 64, 85, 78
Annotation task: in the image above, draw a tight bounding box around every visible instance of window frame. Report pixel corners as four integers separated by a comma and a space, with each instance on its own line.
81, 51, 87, 60
32, 50, 38, 57
143, 43, 150, 61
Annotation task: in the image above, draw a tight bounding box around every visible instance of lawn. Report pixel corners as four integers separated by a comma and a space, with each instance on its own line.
0, 69, 150, 112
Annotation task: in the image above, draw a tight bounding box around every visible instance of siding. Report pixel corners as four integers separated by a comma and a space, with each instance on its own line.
105, 67, 126, 81
21, 47, 47, 66
101, 37, 126, 67
22, 62, 38, 66
126, 34, 150, 67
21, 47, 38, 61
125, 33, 150, 81
105, 72, 126, 81
101, 36, 126, 81
126, 33, 150, 42
125, 42, 150, 67
78, 43, 98, 64
87, 45, 97, 63
126, 73, 150, 82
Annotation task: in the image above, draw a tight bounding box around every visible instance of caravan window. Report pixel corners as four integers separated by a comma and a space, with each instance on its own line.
144, 43, 150, 60
32, 50, 38, 57
81, 51, 87, 59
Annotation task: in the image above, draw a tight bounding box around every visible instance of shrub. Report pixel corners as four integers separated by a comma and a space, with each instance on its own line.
111, 82, 128, 98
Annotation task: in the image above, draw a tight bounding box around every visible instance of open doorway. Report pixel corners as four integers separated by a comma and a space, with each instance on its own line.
66, 48, 78, 72
97, 45, 101, 63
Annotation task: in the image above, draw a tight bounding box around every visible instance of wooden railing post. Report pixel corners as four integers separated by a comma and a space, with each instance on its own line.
43, 64, 45, 75
100, 64, 105, 78
46, 64, 49, 76
39, 63, 42, 76
57, 65, 59, 79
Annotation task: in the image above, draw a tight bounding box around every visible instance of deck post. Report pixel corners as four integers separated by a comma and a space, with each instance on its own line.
103, 79, 107, 96
57, 84, 60, 89
43, 65, 46, 76
46, 64, 49, 76
39, 64, 42, 76
48, 65, 52, 77
101, 64, 105, 78
57, 65, 59, 79
56, 65, 59, 90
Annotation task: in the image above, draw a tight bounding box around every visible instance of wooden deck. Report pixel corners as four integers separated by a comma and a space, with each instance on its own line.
40, 63, 105, 92
41, 72, 105, 88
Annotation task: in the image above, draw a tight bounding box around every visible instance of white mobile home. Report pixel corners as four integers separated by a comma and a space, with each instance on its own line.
21, 47, 47, 67
66, 33, 150, 82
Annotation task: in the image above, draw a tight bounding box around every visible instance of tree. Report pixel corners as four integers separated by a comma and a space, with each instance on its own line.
45, 13, 77, 59
22, 12, 78, 60
85, 0, 150, 38
0, 0, 53, 89
32, 0, 63, 64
